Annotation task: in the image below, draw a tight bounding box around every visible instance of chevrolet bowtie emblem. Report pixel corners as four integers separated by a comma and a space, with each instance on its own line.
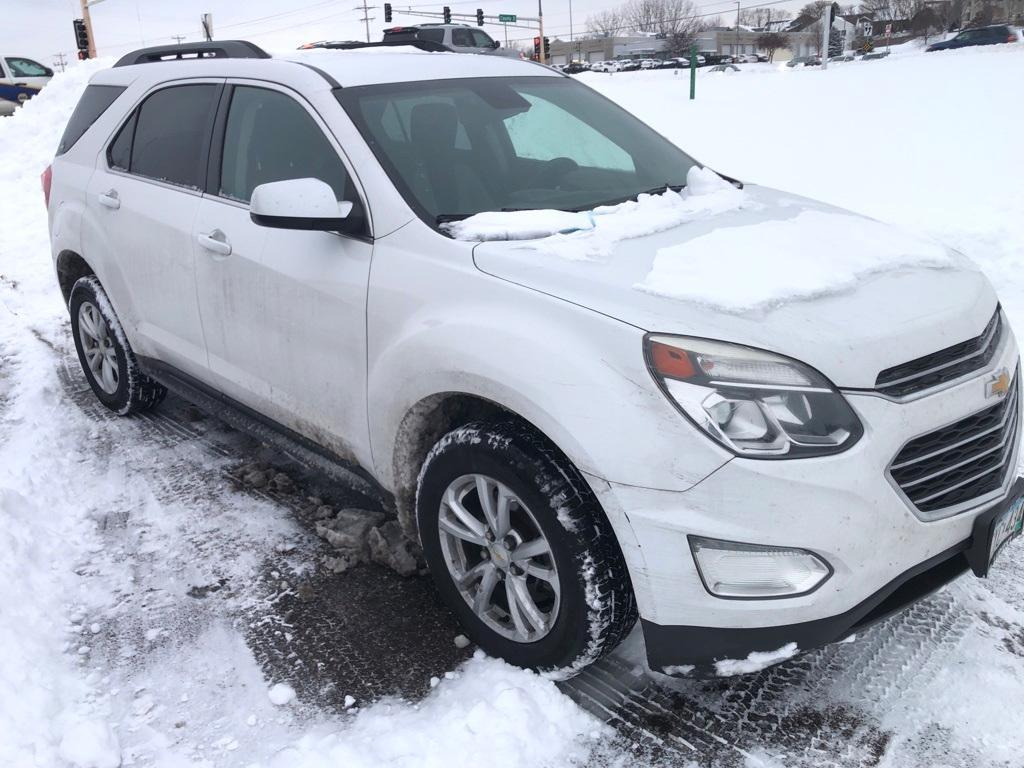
986, 368, 1012, 399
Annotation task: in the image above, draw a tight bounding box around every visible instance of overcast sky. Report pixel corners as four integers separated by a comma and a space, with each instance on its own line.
9, 0, 804, 68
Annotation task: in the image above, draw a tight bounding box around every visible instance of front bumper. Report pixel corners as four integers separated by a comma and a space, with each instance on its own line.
588, 333, 1021, 675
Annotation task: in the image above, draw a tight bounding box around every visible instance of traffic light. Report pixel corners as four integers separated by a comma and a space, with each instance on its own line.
73, 18, 90, 58
543, 36, 550, 58
533, 36, 541, 59
476, 8, 484, 25
443, 5, 451, 23
384, 2, 392, 22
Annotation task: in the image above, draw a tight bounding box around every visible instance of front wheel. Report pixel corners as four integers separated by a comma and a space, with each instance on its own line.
416, 421, 637, 677
69, 276, 166, 415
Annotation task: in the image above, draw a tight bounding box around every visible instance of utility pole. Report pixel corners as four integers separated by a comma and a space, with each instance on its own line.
53, 53, 68, 72
355, 0, 374, 43
735, 0, 740, 57
820, 6, 831, 68
79, 0, 102, 58
201, 13, 213, 42
537, 0, 546, 63
171, 34, 186, 44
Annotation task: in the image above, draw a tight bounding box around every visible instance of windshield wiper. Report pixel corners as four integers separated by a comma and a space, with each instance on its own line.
577, 183, 686, 212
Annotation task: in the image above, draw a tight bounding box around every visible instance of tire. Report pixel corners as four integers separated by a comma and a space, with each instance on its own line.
69, 276, 166, 416
416, 420, 637, 677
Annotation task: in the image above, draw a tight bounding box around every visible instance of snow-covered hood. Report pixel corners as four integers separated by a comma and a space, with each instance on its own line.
467, 182, 996, 390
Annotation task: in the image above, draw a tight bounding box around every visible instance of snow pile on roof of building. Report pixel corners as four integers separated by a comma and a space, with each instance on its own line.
444, 164, 749, 259
635, 209, 959, 312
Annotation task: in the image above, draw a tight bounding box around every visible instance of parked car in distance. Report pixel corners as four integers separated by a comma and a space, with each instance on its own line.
46, 39, 1024, 681
829, 53, 856, 62
707, 63, 741, 72
787, 55, 822, 67
618, 58, 642, 71
561, 60, 589, 74
380, 23, 518, 56
927, 24, 1022, 51
0, 55, 53, 116
589, 60, 620, 72
732, 54, 757, 63
861, 50, 890, 59
639, 58, 659, 69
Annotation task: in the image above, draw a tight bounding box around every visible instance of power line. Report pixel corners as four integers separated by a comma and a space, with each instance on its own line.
216, 0, 339, 31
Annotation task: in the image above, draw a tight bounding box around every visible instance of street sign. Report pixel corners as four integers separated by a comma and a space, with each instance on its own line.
498, 13, 517, 22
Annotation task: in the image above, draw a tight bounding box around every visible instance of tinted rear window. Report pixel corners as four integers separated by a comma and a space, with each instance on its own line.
57, 85, 126, 155
129, 84, 219, 189
383, 29, 419, 41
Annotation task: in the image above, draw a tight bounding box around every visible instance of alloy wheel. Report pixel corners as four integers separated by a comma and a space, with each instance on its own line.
78, 301, 119, 395
437, 473, 560, 643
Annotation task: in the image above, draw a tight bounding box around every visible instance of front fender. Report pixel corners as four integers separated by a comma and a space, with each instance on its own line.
366, 226, 731, 495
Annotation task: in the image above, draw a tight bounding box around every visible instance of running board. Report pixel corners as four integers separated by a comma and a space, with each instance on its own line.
137, 356, 390, 507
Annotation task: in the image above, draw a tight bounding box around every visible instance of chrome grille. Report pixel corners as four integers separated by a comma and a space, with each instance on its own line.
875, 309, 1002, 398
889, 375, 1019, 516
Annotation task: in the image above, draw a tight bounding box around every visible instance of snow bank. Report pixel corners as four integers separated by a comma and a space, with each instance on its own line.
445, 164, 748, 260
714, 643, 799, 677
262, 653, 602, 768
636, 209, 958, 312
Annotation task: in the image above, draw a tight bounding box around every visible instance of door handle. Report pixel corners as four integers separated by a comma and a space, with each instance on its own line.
197, 230, 232, 257
98, 190, 120, 209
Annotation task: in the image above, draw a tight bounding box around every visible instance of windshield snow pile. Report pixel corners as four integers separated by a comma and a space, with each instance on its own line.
444, 165, 748, 260
636, 209, 958, 312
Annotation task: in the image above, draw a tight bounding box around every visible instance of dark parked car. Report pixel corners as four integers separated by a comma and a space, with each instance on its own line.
786, 55, 821, 67
927, 25, 1021, 51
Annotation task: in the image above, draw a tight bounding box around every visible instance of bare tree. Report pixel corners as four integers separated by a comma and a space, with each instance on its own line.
739, 7, 791, 28
911, 5, 940, 39
858, 0, 893, 17
890, 0, 922, 20
756, 31, 789, 59
624, 0, 702, 36
585, 8, 628, 36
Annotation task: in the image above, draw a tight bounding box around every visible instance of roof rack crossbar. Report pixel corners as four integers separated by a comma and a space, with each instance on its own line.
301, 40, 449, 53
114, 40, 271, 68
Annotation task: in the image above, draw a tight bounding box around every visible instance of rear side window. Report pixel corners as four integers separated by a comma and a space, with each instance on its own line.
57, 85, 126, 155
418, 28, 445, 43
126, 84, 219, 189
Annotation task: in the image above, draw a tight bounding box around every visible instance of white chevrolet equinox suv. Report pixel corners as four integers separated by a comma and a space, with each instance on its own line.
44, 40, 1024, 677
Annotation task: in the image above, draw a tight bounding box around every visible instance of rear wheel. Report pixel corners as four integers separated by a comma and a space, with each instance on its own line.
416, 420, 637, 676
69, 276, 166, 415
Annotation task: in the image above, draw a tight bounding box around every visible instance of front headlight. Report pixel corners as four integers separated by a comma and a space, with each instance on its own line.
645, 334, 862, 458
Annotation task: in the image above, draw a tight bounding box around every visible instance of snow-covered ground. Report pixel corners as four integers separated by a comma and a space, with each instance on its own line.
1, 42, 1023, 768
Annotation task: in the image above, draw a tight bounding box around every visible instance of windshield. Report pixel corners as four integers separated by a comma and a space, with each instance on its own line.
336, 76, 697, 225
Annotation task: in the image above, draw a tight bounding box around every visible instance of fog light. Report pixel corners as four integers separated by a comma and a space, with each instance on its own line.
689, 536, 831, 598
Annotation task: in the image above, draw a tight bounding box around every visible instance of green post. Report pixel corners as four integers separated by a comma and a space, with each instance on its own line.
689, 44, 697, 100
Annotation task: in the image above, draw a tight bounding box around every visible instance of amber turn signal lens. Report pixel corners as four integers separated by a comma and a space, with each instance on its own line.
650, 340, 696, 379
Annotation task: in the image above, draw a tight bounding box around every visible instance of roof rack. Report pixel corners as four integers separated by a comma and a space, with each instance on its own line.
299, 40, 449, 53
114, 40, 271, 68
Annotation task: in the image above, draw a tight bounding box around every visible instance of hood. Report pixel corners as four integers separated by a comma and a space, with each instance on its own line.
471, 185, 996, 389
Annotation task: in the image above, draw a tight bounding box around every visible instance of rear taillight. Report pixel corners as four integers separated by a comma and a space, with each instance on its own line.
1009, 34, 1017, 43
41, 164, 52, 208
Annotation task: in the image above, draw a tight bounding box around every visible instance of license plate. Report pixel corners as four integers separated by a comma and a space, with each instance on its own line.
967, 477, 1024, 577
989, 494, 1024, 569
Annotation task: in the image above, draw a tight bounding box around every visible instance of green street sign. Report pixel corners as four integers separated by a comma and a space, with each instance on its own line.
498, 13, 517, 22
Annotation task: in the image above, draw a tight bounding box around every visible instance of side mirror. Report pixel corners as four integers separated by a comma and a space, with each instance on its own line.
250, 178, 356, 232
492, 40, 501, 49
